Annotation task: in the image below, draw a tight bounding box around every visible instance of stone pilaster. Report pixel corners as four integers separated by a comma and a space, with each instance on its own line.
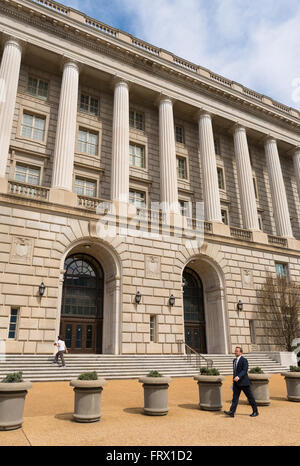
49, 60, 79, 206
233, 125, 259, 230
159, 96, 179, 213
111, 79, 130, 206
264, 137, 293, 238
0, 38, 22, 192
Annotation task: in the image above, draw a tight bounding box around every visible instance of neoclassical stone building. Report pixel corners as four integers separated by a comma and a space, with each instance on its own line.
0, 0, 300, 357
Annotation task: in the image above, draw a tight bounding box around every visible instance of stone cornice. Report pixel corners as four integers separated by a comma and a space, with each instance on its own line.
1, 0, 300, 138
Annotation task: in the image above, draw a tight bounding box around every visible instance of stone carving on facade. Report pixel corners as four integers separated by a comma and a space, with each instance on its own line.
242, 269, 253, 289
145, 255, 161, 279
10, 236, 34, 265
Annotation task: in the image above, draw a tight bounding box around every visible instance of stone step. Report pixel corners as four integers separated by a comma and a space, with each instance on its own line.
0, 353, 288, 381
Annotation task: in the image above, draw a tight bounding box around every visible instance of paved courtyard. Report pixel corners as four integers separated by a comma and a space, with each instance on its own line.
0, 374, 299, 446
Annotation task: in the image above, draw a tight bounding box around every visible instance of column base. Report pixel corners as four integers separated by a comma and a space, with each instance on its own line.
0, 176, 8, 194
49, 188, 78, 207
252, 230, 268, 244
211, 222, 231, 236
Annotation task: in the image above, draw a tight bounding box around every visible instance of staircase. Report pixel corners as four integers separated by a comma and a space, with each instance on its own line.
0, 353, 289, 382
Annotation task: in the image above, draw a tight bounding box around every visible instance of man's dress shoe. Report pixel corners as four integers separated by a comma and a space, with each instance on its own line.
250, 412, 259, 417
224, 410, 234, 417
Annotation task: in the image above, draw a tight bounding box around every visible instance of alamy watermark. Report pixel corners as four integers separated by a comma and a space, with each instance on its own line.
95, 201, 205, 250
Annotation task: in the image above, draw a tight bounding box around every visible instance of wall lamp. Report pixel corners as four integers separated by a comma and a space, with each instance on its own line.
135, 291, 142, 304
39, 282, 46, 297
237, 300, 243, 312
169, 294, 175, 307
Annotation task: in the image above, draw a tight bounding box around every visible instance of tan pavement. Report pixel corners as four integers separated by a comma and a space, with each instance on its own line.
0, 374, 299, 446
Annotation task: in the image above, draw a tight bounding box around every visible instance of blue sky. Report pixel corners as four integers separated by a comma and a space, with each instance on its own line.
56, 0, 300, 109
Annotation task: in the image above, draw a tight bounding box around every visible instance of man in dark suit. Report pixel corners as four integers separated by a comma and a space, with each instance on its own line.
224, 346, 259, 417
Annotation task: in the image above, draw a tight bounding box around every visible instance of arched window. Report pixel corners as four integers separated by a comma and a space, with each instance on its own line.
62, 254, 104, 318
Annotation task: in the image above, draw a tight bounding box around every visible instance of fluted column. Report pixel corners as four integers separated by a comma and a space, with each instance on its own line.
264, 137, 293, 238
233, 125, 259, 230
159, 96, 179, 213
51, 60, 79, 192
198, 111, 222, 222
111, 79, 129, 204
293, 147, 300, 202
0, 38, 22, 188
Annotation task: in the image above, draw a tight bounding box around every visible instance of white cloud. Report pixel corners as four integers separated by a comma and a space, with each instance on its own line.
59, 0, 300, 108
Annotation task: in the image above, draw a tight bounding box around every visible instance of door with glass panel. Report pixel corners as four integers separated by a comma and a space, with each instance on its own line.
60, 254, 104, 353
183, 268, 207, 353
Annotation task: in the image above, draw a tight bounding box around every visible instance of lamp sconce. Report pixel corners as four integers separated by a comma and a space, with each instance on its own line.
39, 282, 46, 297
169, 294, 175, 307
135, 291, 142, 304
237, 300, 243, 312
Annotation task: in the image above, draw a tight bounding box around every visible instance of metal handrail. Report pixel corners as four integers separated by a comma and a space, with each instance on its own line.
177, 340, 213, 372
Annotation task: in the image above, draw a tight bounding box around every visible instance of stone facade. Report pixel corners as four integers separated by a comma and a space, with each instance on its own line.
0, 0, 300, 355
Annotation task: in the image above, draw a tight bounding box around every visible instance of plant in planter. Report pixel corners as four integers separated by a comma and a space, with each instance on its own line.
138, 370, 172, 416
281, 366, 300, 402
248, 367, 272, 406
194, 367, 224, 411
0, 371, 32, 431
69, 371, 107, 423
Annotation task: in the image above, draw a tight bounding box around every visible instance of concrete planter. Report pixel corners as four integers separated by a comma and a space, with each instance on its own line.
249, 373, 272, 406
0, 381, 32, 431
70, 379, 107, 423
281, 372, 300, 402
194, 375, 225, 411
138, 376, 172, 416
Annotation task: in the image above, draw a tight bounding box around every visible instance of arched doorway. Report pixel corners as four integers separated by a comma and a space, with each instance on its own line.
60, 253, 104, 353
183, 268, 207, 353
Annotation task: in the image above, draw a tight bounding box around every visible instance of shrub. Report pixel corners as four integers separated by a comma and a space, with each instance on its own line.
249, 367, 264, 374
289, 366, 300, 373
2, 371, 23, 383
200, 367, 220, 376
78, 371, 98, 380
147, 370, 163, 377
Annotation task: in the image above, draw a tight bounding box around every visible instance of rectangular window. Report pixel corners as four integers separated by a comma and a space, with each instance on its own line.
275, 262, 288, 278
179, 199, 191, 217
150, 316, 156, 342
217, 167, 225, 190
253, 177, 259, 200
75, 177, 96, 197
221, 208, 229, 225
27, 76, 48, 100
175, 125, 184, 144
129, 110, 144, 130
21, 113, 46, 141
129, 189, 146, 208
78, 129, 99, 156
249, 320, 256, 344
8, 308, 19, 339
15, 164, 40, 185
176, 156, 187, 180
258, 213, 263, 230
214, 137, 221, 155
129, 143, 145, 168
80, 94, 99, 115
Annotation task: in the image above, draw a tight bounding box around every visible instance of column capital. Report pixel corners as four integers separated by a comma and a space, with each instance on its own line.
197, 108, 213, 120
61, 57, 81, 73
287, 145, 300, 156
155, 92, 176, 107
112, 75, 131, 90
2, 36, 24, 53
229, 121, 247, 135
262, 134, 277, 146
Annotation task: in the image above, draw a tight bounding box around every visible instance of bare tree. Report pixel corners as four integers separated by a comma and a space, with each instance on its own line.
259, 274, 300, 351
